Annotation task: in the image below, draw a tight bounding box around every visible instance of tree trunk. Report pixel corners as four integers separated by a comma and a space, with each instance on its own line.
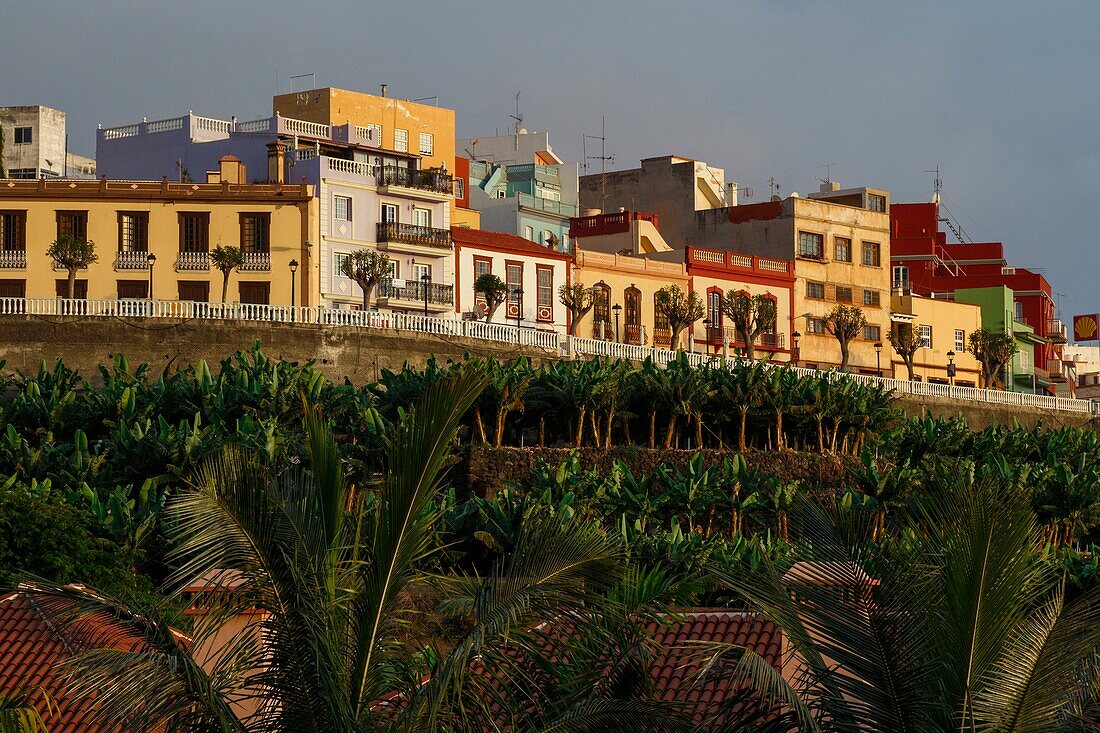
539, 418, 545, 447
221, 271, 230, 303
670, 326, 683, 351
494, 409, 507, 447
604, 410, 614, 448
362, 281, 370, 310
649, 412, 657, 449
905, 357, 916, 381
590, 411, 601, 448
738, 408, 748, 452
67, 268, 77, 299
694, 412, 703, 449
575, 408, 586, 447
474, 410, 488, 444
664, 415, 677, 449
817, 417, 825, 453
838, 340, 850, 372
730, 505, 740, 537
744, 335, 755, 362
775, 412, 784, 450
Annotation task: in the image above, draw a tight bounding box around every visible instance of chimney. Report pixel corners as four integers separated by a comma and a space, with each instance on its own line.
819, 181, 841, 193
266, 140, 286, 184
380, 83, 387, 98
216, 155, 246, 185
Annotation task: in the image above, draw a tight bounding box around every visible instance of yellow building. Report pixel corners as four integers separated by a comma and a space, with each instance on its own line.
0, 159, 314, 305
890, 293, 983, 386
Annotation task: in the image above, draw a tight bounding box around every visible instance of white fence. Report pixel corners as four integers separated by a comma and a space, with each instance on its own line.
0, 297, 1095, 416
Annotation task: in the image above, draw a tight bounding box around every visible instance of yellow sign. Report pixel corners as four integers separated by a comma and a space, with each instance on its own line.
1074, 314, 1099, 341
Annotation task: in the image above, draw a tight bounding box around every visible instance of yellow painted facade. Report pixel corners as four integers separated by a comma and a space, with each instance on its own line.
451, 206, 481, 229
572, 247, 689, 345
0, 178, 314, 305
890, 293, 983, 386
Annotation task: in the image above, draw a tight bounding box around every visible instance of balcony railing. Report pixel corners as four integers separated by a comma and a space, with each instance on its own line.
516, 192, 578, 217
652, 326, 672, 348
177, 251, 210, 271
376, 222, 452, 250
240, 251, 271, 271
0, 250, 27, 269
115, 250, 150, 270
377, 279, 454, 305
376, 166, 453, 194
624, 323, 644, 345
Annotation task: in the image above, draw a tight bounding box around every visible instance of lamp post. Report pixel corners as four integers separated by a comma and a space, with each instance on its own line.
702, 318, 711, 354
289, 259, 299, 321
146, 253, 156, 315
421, 273, 431, 318
947, 350, 956, 386
792, 331, 801, 367
612, 303, 622, 342
874, 341, 883, 377
512, 286, 523, 329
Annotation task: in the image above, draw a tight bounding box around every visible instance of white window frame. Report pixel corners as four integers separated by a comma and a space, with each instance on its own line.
366, 123, 382, 145
394, 128, 408, 152
919, 325, 932, 348
418, 132, 434, 156
955, 329, 966, 352
893, 265, 909, 288
334, 195, 352, 221
412, 262, 431, 282
380, 203, 398, 223
413, 207, 432, 228
453, 178, 465, 199
863, 325, 881, 341
807, 317, 826, 335
387, 260, 400, 279
334, 253, 351, 278
524, 225, 534, 241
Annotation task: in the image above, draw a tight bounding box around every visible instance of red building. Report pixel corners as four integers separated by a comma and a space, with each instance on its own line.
890, 202, 1066, 383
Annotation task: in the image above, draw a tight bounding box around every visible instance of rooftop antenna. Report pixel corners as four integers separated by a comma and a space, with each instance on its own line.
769, 176, 781, 201
511, 91, 523, 151
289, 72, 316, 92
926, 165, 942, 204
818, 162, 836, 185
583, 116, 614, 209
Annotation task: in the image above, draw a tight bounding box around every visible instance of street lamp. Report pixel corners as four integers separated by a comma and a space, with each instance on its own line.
702, 317, 712, 354
421, 273, 431, 318
289, 259, 299, 321
612, 303, 622, 342
874, 341, 883, 377
947, 350, 956, 386
146, 253, 156, 313
792, 331, 801, 366
512, 286, 523, 329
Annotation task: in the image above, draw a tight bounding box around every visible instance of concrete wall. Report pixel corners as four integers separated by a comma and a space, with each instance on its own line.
0, 106, 70, 178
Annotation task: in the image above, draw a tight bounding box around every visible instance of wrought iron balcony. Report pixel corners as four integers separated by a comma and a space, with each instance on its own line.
177, 251, 210, 271
375, 165, 453, 194
376, 222, 452, 250
624, 323, 644, 345
115, 250, 150, 270
240, 251, 271, 271
0, 249, 27, 269
378, 278, 454, 305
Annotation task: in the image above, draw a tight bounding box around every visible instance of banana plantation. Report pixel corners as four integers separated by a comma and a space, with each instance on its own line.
3, 344, 1100, 731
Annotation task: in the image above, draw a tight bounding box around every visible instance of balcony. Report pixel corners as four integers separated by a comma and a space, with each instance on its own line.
1049, 319, 1068, 344
375, 166, 453, 198
376, 222, 452, 253
0, 250, 26, 269
377, 279, 453, 309
177, 251, 210, 271
652, 326, 672, 348
624, 323, 644, 345
517, 192, 578, 217
240, 251, 271, 272
115, 250, 149, 270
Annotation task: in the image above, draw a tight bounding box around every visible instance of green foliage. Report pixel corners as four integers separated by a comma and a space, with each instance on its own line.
46, 234, 98, 299
342, 249, 390, 309
653, 284, 704, 350
210, 245, 244, 303
473, 273, 508, 321
969, 327, 1019, 389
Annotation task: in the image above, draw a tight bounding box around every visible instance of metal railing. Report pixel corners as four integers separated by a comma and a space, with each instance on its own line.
516, 192, 578, 216
376, 166, 453, 194
240, 252, 271, 271
0, 250, 27, 269
115, 250, 150, 270
377, 279, 454, 304
376, 222, 452, 250
177, 251, 210, 271
0, 296, 1094, 416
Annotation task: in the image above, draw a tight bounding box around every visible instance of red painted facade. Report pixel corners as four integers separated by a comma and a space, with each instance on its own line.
890, 202, 1057, 374
453, 156, 471, 209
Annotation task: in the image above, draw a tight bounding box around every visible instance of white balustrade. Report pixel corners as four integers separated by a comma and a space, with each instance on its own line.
193, 116, 231, 134
146, 117, 185, 134
282, 117, 330, 138
101, 124, 139, 140
237, 117, 274, 133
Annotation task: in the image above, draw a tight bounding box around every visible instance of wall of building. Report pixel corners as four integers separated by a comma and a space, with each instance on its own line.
454, 245, 569, 333
0, 106, 74, 179
890, 294, 982, 385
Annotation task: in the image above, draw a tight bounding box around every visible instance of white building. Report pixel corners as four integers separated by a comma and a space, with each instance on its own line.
0, 105, 96, 179
452, 226, 571, 334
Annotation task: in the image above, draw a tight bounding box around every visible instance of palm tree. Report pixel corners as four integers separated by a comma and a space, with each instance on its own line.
47, 234, 98, 299
714, 478, 1100, 733
343, 249, 390, 310
474, 273, 508, 322
210, 245, 244, 303
0, 691, 49, 733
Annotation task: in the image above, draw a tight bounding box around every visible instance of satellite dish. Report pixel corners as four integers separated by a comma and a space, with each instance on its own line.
790, 191, 800, 198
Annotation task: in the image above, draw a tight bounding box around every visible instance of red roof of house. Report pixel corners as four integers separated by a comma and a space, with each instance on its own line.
451, 226, 572, 261
0, 589, 162, 733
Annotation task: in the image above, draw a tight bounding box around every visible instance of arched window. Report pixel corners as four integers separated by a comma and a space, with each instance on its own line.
653, 292, 671, 347
624, 286, 642, 344
593, 282, 612, 340
707, 288, 724, 344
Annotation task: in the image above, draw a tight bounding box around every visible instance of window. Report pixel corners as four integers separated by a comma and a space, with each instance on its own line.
239, 282, 270, 305
798, 231, 824, 259
0, 211, 26, 251
539, 230, 554, 247
178, 281, 210, 302
707, 289, 723, 330
495, 190, 506, 199
454, 178, 465, 199
380, 203, 398, 223
653, 292, 671, 338
419, 132, 434, 156
118, 212, 148, 252
55, 279, 88, 299
394, 128, 408, 152
14, 127, 32, 145
506, 263, 523, 317
955, 329, 966, 352
892, 265, 909, 289
474, 257, 492, 279
413, 208, 432, 228
834, 237, 852, 262
178, 213, 209, 252
862, 289, 881, 307
868, 193, 887, 212
0, 279, 26, 298
366, 123, 382, 145
1014, 301, 1025, 322
835, 286, 853, 303
412, 262, 431, 283
56, 211, 88, 241
334, 195, 352, 222
807, 317, 826, 334
863, 325, 881, 341
524, 225, 534, 241
918, 325, 932, 348
861, 241, 881, 266
6, 168, 36, 179
387, 259, 400, 279
541, 189, 561, 201
240, 213, 270, 253
806, 281, 825, 299
334, 253, 351, 278
537, 266, 554, 322
593, 283, 611, 338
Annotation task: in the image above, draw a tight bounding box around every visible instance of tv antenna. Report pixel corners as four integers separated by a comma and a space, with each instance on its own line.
768, 176, 781, 201
819, 162, 837, 185
583, 116, 614, 209
511, 91, 523, 134
289, 72, 317, 92
925, 165, 942, 203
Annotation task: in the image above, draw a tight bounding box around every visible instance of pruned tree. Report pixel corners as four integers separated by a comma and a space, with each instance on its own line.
474, 273, 508, 323
558, 283, 594, 336
887, 322, 922, 380
342, 249, 390, 310
47, 234, 98, 299
824, 304, 867, 372
968, 327, 1018, 389
723, 291, 777, 361
0, 125, 6, 179
210, 245, 244, 303
654, 284, 704, 350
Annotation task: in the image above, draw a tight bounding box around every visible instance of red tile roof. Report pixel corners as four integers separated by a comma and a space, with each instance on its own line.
451, 226, 573, 261
0, 589, 160, 733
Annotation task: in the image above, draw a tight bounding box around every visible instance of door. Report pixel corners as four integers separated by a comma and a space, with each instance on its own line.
239, 281, 270, 305
178, 281, 210, 302
624, 287, 641, 343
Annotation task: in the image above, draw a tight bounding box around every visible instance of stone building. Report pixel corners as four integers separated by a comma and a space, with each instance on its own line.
0, 105, 96, 179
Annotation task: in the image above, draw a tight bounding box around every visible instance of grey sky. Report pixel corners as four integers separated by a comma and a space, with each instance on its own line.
3, 1, 1098, 319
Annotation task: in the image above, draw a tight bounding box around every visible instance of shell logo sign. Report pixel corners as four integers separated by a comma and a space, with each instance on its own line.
1074, 314, 1100, 341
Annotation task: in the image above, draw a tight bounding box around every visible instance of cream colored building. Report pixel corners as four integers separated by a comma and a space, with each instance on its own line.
0, 159, 314, 305
890, 293, 983, 386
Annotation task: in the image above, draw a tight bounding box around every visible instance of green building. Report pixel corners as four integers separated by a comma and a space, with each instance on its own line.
955, 286, 1048, 392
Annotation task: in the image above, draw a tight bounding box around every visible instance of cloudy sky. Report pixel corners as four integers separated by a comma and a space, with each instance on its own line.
4, 1, 1098, 319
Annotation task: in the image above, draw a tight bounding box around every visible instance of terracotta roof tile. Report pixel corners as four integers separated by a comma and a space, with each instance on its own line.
451, 226, 572, 260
